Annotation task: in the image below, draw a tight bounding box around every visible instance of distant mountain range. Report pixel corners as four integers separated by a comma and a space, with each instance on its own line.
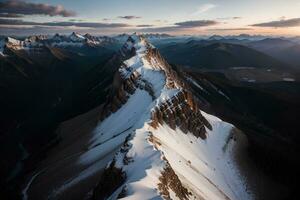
158, 40, 288, 70
247, 38, 300, 68
0, 32, 119, 56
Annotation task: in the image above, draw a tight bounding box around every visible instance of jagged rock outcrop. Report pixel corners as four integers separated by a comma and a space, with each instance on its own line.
158, 161, 191, 200
97, 40, 137, 119
99, 34, 211, 138
151, 90, 211, 139
144, 46, 184, 89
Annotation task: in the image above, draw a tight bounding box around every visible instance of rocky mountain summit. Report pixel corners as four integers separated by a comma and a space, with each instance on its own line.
89, 34, 252, 200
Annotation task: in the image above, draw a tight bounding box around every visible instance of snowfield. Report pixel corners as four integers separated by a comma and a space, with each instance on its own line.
151, 112, 252, 200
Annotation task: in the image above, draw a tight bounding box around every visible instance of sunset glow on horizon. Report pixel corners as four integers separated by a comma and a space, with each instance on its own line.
1, 0, 300, 36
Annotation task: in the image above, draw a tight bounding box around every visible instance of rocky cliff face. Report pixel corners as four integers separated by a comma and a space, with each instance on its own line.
100, 34, 211, 139
151, 90, 212, 139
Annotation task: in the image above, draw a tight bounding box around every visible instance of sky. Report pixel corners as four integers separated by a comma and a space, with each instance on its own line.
1, 0, 300, 36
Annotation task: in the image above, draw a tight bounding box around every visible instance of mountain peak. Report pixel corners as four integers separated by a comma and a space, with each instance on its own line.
127, 33, 146, 42
3, 37, 25, 52
91, 36, 252, 200
69, 32, 85, 41
119, 33, 180, 89
209, 34, 224, 40
6, 37, 22, 45
119, 33, 152, 57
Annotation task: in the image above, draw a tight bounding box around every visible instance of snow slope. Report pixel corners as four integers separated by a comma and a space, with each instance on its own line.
86, 34, 252, 200
150, 112, 251, 200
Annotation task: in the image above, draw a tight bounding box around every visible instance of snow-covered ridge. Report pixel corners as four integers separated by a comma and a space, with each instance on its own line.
0, 32, 115, 56
69, 32, 85, 41
87, 34, 253, 200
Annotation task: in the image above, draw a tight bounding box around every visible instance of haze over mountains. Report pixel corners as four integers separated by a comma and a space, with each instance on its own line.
0, 32, 299, 200
247, 38, 300, 68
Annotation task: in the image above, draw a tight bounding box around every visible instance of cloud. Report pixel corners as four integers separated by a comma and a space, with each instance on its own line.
45, 22, 130, 28
0, 25, 129, 35
0, 18, 130, 28
216, 17, 242, 20
118, 15, 141, 20
0, 18, 219, 35
136, 24, 153, 27
102, 18, 111, 21
0, 12, 22, 18
0, 0, 76, 17
252, 18, 300, 27
139, 26, 179, 33
192, 4, 216, 16
175, 20, 218, 27
68, 19, 85, 22
0, 18, 33, 25
140, 20, 219, 33
208, 27, 252, 31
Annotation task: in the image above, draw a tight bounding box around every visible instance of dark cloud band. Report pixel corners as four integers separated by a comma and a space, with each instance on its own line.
141, 20, 219, 32
208, 28, 252, 31
0, 18, 130, 28
136, 24, 153, 27
0, 0, 76, 17
252, 18, 300, 27
175, 20, 218, 27
0, 12, 23, 18
118, 16, 141, 20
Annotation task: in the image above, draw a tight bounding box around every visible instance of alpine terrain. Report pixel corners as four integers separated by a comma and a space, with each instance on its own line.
21, 34, 257, 200
1, 1, 300, 200
90, 34, 253, 200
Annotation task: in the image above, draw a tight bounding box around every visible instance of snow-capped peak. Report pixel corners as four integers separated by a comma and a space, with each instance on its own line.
3, 37, 26, 52
86, 34, 253, 200
69, 32, 86, 41
122, 33, 152, 52
6, 37, 22, 45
